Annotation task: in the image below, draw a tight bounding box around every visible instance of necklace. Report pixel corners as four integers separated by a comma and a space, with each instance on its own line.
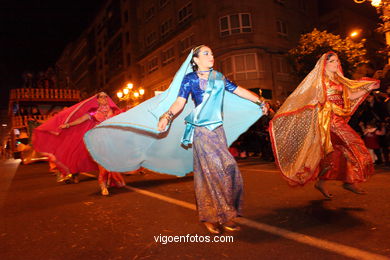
197, 70, 210, 76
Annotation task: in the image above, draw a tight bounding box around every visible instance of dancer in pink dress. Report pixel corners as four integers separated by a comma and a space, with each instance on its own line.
33, 92, 125, 195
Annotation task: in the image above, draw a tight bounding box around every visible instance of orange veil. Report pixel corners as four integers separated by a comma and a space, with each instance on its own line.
269, 52, 379, 185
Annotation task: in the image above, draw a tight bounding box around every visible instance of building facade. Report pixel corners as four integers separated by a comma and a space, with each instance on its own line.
57, 0, 319, 105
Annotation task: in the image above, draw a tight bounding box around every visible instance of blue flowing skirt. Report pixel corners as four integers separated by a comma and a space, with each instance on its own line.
193, 126, 243, 223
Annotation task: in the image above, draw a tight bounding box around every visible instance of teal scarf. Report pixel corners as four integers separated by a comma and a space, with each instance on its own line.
84, 50, 263, 176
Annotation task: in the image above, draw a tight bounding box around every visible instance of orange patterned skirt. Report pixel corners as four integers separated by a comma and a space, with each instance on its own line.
320, 113, 374, 183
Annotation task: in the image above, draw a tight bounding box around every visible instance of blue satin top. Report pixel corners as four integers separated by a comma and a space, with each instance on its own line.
178, 72, 237, 106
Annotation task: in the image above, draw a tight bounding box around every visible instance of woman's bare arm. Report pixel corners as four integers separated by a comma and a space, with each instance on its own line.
157, 97, 187, 131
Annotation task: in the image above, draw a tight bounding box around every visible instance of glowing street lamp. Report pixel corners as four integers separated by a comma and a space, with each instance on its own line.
371, 0, 382, 7
353, 0, 381, 6
116, 82, 146, 109
350, 30, 360, 37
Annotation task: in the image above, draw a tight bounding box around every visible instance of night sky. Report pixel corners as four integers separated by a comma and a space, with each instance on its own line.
0, 0, 105, 109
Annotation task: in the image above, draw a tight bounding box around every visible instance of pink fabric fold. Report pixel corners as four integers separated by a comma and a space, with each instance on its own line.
33, 95, 120, 175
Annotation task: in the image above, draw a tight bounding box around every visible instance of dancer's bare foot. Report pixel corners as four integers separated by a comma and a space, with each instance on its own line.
101, 187, 109, 196
314, 180, 333, 199
342, 183, 366, 194
204, 222, 221, 234
100, 184, 109, 196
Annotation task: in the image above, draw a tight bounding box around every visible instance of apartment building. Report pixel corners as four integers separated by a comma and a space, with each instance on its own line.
57, 0, 319, 103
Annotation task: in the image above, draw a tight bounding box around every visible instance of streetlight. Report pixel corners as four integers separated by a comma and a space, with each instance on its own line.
116, 82, 146, 110
354, 0, 390, 64
350, 30, 361, 37
353, 0, 381, 6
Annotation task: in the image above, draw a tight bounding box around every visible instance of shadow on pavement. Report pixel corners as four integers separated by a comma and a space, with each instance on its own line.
236, 199, 368, 243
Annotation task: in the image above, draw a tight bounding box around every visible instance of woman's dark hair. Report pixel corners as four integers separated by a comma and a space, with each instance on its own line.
326, 52, 336, 61
190, 45, 206, 72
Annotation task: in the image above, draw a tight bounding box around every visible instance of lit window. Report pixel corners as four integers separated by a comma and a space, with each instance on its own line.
219, 13, 252, 37
221, 53, 261, 80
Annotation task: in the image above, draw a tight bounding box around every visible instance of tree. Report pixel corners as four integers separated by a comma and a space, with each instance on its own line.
288, 28, 369, 79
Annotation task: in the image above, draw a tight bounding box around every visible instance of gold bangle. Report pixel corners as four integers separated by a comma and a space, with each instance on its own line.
159, 111, 174, 124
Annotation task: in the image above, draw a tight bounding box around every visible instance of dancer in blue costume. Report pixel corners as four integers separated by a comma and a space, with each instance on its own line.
84, 45, 266, 234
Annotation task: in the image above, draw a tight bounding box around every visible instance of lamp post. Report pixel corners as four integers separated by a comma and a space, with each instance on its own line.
116, 83, 145, 110
354, 0, 390, 64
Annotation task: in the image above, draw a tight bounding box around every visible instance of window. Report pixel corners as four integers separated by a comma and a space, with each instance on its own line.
125, 32, 130, 44
219, 13, 252, 37
147, 57, 159, 73
124, 10, 129, 23
274, 0, 286, 5
159, 0, 169, 8
178, 2, 192, 23
160, 19, 173, 38
299, 0, 307, 12
126, 53, 131, 67
105, 35, 123, 80
145, 31, 157, 47
97, 41, 102, 52
98, 57, 103, 70
145, 6, 156, 21
275, 57, 290, 75
276, 19, 288, 37
162, 46, 175, 65
179, 34, 194, 54
221, 53, 260, 80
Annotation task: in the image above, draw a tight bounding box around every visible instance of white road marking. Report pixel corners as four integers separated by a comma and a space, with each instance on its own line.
124, 185, 389, 260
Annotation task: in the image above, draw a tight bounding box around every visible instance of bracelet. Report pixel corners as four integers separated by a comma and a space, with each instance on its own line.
159, 111, 174, 124
254, 100, 264, 107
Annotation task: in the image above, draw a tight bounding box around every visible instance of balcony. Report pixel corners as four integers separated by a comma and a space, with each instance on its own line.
12, 115, 53, 129
10, 88, 80, 101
